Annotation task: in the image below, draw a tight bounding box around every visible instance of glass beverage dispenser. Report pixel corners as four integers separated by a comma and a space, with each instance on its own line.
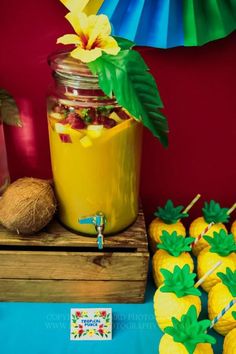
47, 52, 142, 245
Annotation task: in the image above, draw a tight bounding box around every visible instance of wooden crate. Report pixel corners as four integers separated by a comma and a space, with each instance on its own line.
0, 210, 149, 303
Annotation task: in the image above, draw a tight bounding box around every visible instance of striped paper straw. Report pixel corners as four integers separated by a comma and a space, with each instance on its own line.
195, 261, 222, 288
227, 203, 236, 215
191, 221, 215, 248
210, 299, 236, 328
183, 194, 201, 214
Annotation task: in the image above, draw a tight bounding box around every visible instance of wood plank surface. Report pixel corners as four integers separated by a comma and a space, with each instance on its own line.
0, 210, 148, 250
0, 279, 146, 303
0, 251, 149, 281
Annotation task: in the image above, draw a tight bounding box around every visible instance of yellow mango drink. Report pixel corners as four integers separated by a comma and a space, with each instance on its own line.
48, 52, 142, 234
48, 112, 142, 234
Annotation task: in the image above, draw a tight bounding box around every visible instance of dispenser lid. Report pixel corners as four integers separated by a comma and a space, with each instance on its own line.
48, 51, 97, 78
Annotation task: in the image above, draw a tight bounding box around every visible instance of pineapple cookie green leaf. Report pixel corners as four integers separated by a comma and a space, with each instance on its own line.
203, 230, 236, 256
160, 265, 201, 298
164, 305, 216, 354
154, 200, 188, 224
158, 231, 194, 256
217, 268, 236, 297
232, 312, 236, 320
202, 200, 229, 223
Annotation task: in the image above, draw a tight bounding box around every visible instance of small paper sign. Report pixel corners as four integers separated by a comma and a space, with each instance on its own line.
70, 308, 112, 340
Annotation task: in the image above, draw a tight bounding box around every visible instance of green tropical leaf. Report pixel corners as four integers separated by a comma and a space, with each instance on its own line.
88, 50, 168, 147
0, 89, 22, 127
114, 36, 135, 49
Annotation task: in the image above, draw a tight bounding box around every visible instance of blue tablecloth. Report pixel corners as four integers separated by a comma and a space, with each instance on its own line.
0, 275, 223, 354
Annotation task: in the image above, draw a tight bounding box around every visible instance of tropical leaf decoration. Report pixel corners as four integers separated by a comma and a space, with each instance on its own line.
160, 265, 201, 298
202, 200, 229, 224
0, 89, 22, 127
158, 231, 194, 257
88, 49, 168, 146
114, 36, 135, 50
203, 230, 236, 257
164, 305, 216, 354
217, 268, 236, 297
232, 312, 236, 320
154, 200, 188, 224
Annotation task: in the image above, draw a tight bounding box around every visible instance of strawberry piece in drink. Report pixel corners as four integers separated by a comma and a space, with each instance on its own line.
113, 107, 130, 120
103, 118, 116, 129
59, 134, 72, 143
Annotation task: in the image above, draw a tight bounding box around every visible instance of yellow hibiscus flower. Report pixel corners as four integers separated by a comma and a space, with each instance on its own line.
59, 0, 103, 15
57, 12, 120, 63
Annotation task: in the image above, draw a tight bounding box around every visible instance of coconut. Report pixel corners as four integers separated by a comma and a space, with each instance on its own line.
0, 177, 57, 234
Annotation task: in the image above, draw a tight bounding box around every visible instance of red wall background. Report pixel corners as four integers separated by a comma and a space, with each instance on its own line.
1, 0, 236, 224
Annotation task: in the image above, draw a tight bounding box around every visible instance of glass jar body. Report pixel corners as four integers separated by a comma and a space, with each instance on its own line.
0, 123, 10, 194
47, 57, 142, 234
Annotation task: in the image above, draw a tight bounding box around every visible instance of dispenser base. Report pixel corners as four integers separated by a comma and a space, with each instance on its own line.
0, 209, 149, 303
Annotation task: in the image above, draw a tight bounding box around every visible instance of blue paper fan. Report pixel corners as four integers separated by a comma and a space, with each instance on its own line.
98, 0, 236, 48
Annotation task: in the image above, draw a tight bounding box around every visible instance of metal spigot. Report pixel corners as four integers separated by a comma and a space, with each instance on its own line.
78, 212, 106, 250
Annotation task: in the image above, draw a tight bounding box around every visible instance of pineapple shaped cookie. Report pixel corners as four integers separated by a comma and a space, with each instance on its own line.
152, 231, 194, 287
197, 230, 236, 292
208, 268, 236, 336
231, 220, 236, 240
149, 200, 188, 253
154, 265, 201, 331
189, 200, 229, 256
159, 306, 216, 354
223, 312, 236, 354
229, 202, 236, 240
